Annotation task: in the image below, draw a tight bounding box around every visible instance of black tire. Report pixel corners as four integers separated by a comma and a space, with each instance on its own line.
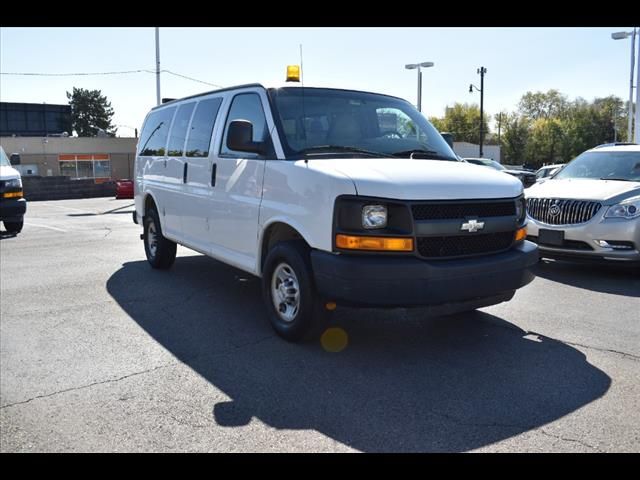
4, 220, 23, 233
262, 241, 327, 342
143, 208, 177, 269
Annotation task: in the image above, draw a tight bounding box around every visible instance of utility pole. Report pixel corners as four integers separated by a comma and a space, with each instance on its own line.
478, 67, 486, 157
155, 27, 161, 106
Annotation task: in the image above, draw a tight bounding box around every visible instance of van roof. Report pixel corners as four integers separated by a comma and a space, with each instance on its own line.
151, 84, 408, 111
151, 83, 264, 110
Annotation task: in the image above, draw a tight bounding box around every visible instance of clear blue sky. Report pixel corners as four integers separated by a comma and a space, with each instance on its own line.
0, 27, 635, 137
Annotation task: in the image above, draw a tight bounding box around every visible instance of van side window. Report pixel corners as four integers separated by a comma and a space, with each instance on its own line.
185, 98, 223, 158
138, 107, 176, 156
167, 102, 195, 156
221, 93, 269, 157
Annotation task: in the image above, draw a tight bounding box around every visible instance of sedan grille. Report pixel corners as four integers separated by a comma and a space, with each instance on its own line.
527, 198, 601, 225
417, 231, 515, 258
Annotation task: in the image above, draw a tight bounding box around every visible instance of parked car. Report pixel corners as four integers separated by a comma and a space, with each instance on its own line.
134, 83, 538, 342
525, 144, 640, 267
0, 146, 26, 234
535, 164, 565, 183
463, 157, 537, 187
115, 179, 134, 199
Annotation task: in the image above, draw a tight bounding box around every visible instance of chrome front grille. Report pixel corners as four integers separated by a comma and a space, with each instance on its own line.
527, 198, 601, 225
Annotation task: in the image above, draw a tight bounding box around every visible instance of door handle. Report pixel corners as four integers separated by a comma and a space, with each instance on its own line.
183, 162, 188, 183
211, 163, 217, 187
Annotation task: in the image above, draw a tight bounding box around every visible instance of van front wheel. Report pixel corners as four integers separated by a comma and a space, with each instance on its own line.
3, 220, 23, 233
143, 208, 176, 269
262, 241, 327, 342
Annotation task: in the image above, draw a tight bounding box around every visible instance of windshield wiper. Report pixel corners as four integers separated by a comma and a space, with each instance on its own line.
600, 177, 634, 181
392, 149, 457, 161
297, 145, 388, 158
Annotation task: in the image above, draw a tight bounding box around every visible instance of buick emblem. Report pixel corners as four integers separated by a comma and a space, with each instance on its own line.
549, 202, 561, 217
461, 219, 485, 233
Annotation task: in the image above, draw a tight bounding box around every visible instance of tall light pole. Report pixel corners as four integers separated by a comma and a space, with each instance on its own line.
470, 66, 487, 157
405, 61, 434, 112
155, 27, 161, 106
612, 28, 637, 142
636, 30, 640, 143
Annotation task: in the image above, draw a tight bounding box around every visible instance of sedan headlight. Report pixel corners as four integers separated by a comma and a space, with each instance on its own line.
604, 196, 640, 219
362, 205, 387, 229
5, 178, 22, 189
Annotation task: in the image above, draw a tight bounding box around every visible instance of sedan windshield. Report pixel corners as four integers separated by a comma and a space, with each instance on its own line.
554, 151, 640, 182
268, 87, 458, 161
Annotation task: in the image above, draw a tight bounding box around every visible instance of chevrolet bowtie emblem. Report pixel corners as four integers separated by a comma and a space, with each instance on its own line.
461, 219, 485, 232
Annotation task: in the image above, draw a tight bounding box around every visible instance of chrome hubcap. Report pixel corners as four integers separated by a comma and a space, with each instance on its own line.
147, 220, 158, 257
271, 263, 300, 322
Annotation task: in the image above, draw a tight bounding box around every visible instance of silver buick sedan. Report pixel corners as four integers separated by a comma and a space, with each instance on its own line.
525, 144, 640, 267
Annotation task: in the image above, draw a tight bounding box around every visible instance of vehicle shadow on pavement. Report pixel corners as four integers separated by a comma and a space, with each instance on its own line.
107, 256, 611, 452
533, 260, 640, 297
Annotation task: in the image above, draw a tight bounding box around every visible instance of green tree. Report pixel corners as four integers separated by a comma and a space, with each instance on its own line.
501, 114, 530, 165
431, 103, 490, 144
525, 118, 565, 168
518, 89, 569, 120
66, 87, 116, 137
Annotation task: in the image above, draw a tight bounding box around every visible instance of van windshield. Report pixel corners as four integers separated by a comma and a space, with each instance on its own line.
268, 87, 458, 161
0, 146, 11, 167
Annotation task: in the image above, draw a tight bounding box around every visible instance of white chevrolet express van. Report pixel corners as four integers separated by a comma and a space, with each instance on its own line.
0, 146, 26, 234
134, 84, 538, 341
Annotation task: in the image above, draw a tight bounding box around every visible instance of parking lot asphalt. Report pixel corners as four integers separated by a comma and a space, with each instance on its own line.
1, 197, 639, 452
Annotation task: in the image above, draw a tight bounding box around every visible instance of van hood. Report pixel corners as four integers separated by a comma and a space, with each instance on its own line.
0, 165, 21, 181
305, 158, 523, 200
525, 178, 640, 204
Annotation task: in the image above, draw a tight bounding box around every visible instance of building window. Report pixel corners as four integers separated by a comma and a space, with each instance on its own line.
58, 154, 111, 179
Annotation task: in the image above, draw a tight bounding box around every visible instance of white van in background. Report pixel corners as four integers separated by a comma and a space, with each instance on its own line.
134, 83, 538, 342
0, 146, 26, 234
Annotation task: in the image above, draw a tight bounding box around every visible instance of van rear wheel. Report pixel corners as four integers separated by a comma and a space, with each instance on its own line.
262, 241, 327, 342
143, 208, 176, 269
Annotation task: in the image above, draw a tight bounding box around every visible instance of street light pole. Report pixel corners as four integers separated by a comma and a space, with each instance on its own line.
612, 28, 637, 141
155, 27, 161, 106
636, 29, 640, 143
405, 61, 434, 113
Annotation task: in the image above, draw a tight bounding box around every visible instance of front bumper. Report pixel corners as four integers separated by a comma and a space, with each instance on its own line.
0, 198, 27, 222
311, 240, 538, 308
527, 214, 640, 265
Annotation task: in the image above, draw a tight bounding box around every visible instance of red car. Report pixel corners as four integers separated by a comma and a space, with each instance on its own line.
115, 179, 134, 199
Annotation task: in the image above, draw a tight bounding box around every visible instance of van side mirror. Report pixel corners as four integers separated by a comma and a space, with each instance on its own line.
227, 120, 265, 155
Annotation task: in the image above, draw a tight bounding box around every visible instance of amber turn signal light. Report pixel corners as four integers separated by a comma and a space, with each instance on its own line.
336, 234, 413, 252
515, 226, 527, 242
2, 191, 23, 199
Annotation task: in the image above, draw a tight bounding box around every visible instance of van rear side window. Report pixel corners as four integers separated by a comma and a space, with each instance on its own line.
185, 98, 223, 158
167, 102, 196, 157
138, 107, 176, 156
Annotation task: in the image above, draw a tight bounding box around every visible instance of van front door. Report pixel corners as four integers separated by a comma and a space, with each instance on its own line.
208, 91, 272, 273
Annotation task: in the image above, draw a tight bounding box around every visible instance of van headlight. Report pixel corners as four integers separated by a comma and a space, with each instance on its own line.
604, 196, 640, 219
515, 197, 526, 223
5, 178, 22, 189
362, 205, 387, 229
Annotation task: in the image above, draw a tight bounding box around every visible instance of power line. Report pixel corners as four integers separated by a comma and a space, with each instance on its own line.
162, 70, 223, 88
0, 69, 154, 76
0, 69, 224, 88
